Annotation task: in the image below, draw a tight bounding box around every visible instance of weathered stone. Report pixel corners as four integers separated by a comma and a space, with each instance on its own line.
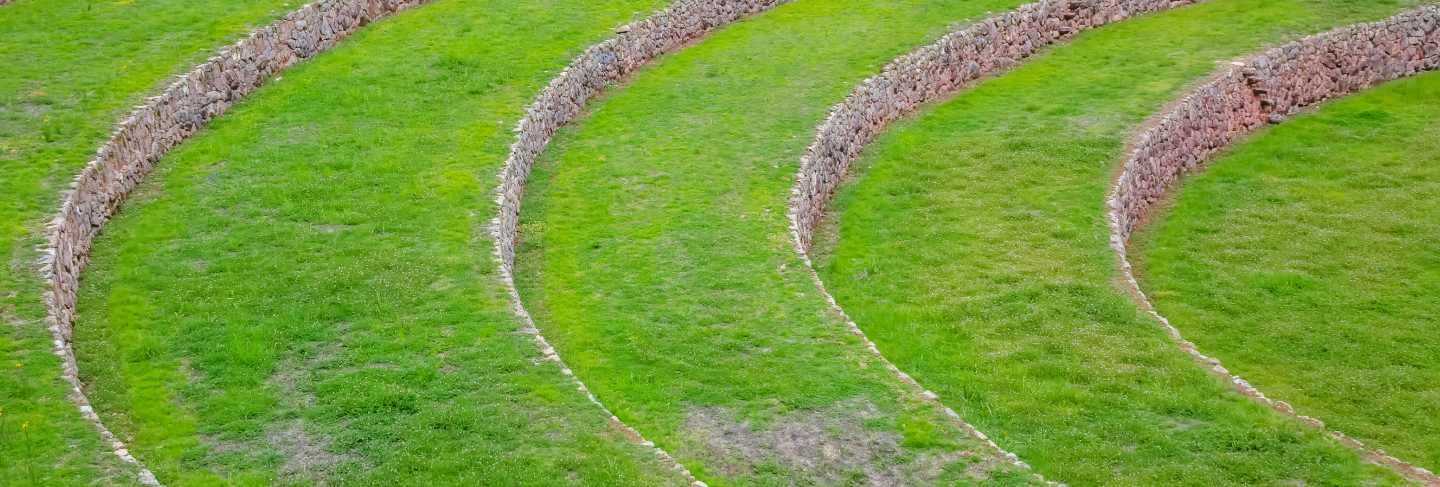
1112, 6, 1440, 244
38, 1, 435, 484
788, 0, 1210, 252
1105, 7, 1440, 484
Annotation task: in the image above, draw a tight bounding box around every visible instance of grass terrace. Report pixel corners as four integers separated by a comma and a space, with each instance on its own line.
515, 0, 1058, 484
811, 0, 1424, 484
1134, 72, 1440, 474
64, 0, 709, 484
3, 0, 1436, 484
0, 0, 295, 483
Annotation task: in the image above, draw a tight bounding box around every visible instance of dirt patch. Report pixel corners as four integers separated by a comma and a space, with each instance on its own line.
312, 224, 353, 235
19, 99, 51, 118
267, 419, 354, 481
199, 335, 359, 480
269, 355, 318, 409
250, 342, 355, 481
683, 399, 976, 485
1, 295, 19, 329
202, 160, 228, 187
176, 358, 201, 386
1161, 416, 1207, 433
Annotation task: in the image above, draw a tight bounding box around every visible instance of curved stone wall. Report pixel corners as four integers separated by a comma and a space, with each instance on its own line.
1111, 6, 1440, 242
492, 0, 784, 276
42, 0, 788, 483
789, 0, 1202, 251
1106, 6, 1440, 484
779, 0, 1200, 480
39, 1, 431, 484
489, 2, 792, 484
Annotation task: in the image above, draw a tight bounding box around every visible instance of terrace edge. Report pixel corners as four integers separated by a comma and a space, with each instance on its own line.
1106, 6, 1440, 484
785, 0, 1205, 483
38, 1, 435, 484
488, 1, 797, 485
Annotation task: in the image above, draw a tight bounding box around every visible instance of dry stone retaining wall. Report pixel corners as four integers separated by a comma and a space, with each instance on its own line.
488, 2, 794, 485
780, 0, 1200, 481
1111, 6, 1440, 241
1106, 6, 1440, 484
789, 0, 1201, 251
39, 1, 431, 484
41, 0, 790, 484
492, 0, 785, 277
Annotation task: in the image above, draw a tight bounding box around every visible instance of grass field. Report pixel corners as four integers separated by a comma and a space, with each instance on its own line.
6, 0, 1436, 484
61, 0, 717, 485
0, 0, 294, 484
1133, 72, 1440, 473
515, 0, 1063, 484
810, 0, 1423, 484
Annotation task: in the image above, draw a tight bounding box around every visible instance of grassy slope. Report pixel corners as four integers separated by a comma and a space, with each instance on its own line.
69, 0, 694, 485
516, 1, 1059, 485
813, 0, 1423, 484
1134, 72, 1440, 472
0, 0, 294, 484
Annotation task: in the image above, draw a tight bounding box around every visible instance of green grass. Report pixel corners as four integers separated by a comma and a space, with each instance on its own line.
514, 0, 1096, 485
811, 0, 1425, 484
0, 0, 296, 484
66, 0, 707, 485
1134, 72, 1440, 473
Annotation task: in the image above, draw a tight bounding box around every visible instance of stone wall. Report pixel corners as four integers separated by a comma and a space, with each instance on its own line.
491, 0, 784, 278
38, 1, 431, 484
789, 0, 1200, 251
487, 2, 787, 485
1111, 6, 1440, 242
777, 1, 1200, 480
781, 0, 1440, 482
1105, 6, 1440, 484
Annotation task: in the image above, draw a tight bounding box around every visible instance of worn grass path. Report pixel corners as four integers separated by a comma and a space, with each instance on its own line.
67, 0, 701, 485
0, 0, 295, 484
812, 0, 1423, 484
1134, 72, 1440, 473
514, 0, 1076, 485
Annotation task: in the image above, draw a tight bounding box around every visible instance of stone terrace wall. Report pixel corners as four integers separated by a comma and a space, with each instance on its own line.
777, 1, 1199, 480
39, 1, 430, 484
487, 2, 787, 485
1111, 5, 1440, 242
1106, 6, 1440, 484
789, 0, 1200, 251
491, 0, 784, 278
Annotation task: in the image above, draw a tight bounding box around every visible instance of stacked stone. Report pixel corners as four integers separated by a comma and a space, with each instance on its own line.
44, 0, 428, 349
1109, 66, 1266, 240
486, 3, 792, 485
39, 1, 430, 484
492, 0, 784, 278
1106, 7, 1440, 484
789, 0, 1200, 250
1112, 5, 1440, 243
